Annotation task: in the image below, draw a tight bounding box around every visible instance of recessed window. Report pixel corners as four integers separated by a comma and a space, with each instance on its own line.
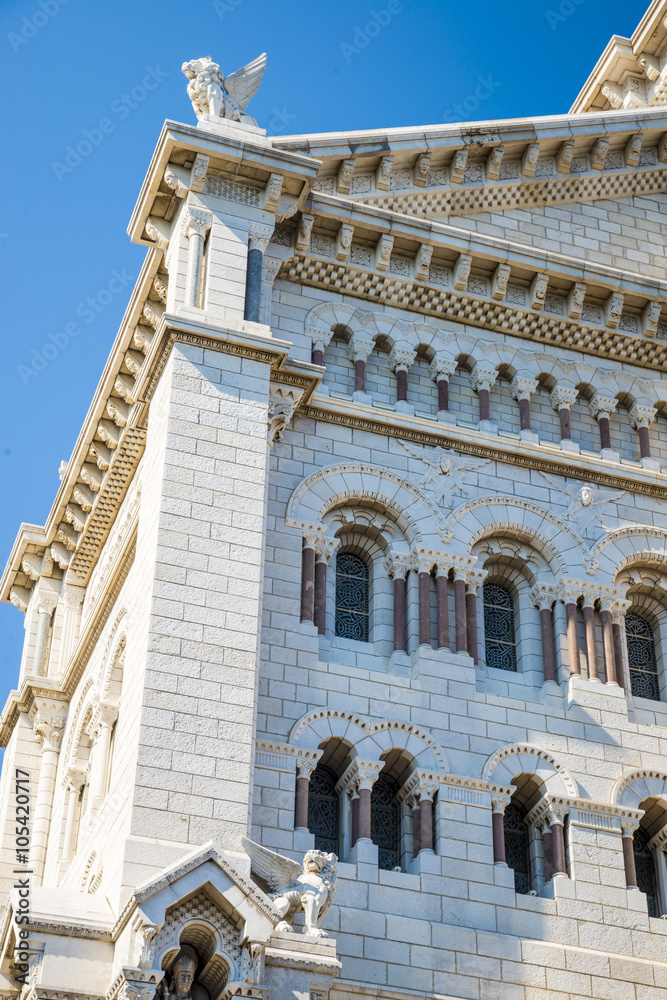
626, 612, 659, 701
307, 765, 339, 855
335, 553, 369, 641
504, 801, 530, 894
483, 583, 517, 671
633, 825, 660, 917
371, 775, 400, 871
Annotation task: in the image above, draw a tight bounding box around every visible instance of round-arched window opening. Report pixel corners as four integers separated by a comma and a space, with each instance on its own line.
335, 553, 370, 642
633, 825, 660, 917
504, 801, 530, 894
371, 775, 400, 871
483, 583, 517, 672
626, 612, 660, 702
307, 765, 339, 855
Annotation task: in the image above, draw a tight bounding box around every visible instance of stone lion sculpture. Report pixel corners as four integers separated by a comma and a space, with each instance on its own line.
241, 838, 337, 937
181, 54, 267, 125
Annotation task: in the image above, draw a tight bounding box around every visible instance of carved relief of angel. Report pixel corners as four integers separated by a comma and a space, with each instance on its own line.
400, 442, 488, 506
537, 472, 625, 536
242, 838, 337, 937
182, 54, 267, 125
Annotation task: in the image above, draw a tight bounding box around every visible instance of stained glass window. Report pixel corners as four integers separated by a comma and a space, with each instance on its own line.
307, 766, 338, 855
633, 825, 660, 917
371, 776, 400, 871
335, 553, 370, 642
483, 583, 517, 672
504, 802, 531, 894
626, 613, 660, 701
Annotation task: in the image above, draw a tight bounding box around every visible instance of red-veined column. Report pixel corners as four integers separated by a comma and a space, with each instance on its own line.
409, 794, 422, 857
300, 534, 318, 624
492, 796, 511, 866
386, 554, 410, 653
356, 766, 380, 842
418, 782, 438, 854
429, 356, 457, 421
294, 759, 318, 831
540, 818, 554, 883
629, 403, 659, 471
611, 601, 630, 690
389, 344, 417, 408
435, 563, 451, 651
510, 375, 539, 443
588, 393, 618, 459
550, 386, 579, 453
548, 807, 569, 876
470, 364, 498, 429
415, 556, 433, 648
347, 332, 375, 397
454, 569, 468, 654
532, 587, 557, 684
311, 334, 328, 368
562, 588, 581, 676
314, 538, 338, 636
600, 597, 618, 686
582, 594, 599, 682
621, 820, 639, 890
465, 571, 485, 665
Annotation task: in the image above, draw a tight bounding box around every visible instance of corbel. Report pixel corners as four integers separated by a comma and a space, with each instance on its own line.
604, 291, 624, 329
642, 300, 662, 338
624, 133, 643, 167
335, 224, 354, 262
413, 152, 431, 187
529, 274, 549, 311
486, 145, 504, 181
450, 149, 468, 184
414, 244, 433, 282
567, 281, 586, 320
262, 173, 284, 213
375, 155, 394, 191
590, 137, 609, 170
556, 140, 575, 174
453, 253, 472, 292
375, 235, 394, 272
491, 263, 511, 301
521, 142, 540, 178
336, 158, 355, 195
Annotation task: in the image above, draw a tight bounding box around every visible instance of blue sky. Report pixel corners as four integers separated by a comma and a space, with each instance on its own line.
0, 0, 650, 688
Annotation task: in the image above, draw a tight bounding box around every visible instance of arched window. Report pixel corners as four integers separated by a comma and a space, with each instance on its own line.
504, 802, 531, 894
633, 826, 660, 917
626, 613, 660, 701
307, 765, 339, 854
335, 553, 369, 641
483, 583, 517, 671
371, 775, 400, 871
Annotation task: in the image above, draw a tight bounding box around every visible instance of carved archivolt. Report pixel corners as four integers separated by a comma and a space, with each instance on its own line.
584, 527, 667, 578
62, 679, 95, 775
290, 708, 448, 771
483, 743, 578, 798
611, 769, 667, 808
286, 462, 446, 545
304, 302, 665, 406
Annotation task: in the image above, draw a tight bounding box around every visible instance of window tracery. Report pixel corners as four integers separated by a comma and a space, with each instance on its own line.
335, 552, 370, 641
633, 825, 660, 917
370, 775, 400, 871
483, 582, 517, 671
503, 801, 531, 894
626, 612, 660, 701
307, 765, 339, 855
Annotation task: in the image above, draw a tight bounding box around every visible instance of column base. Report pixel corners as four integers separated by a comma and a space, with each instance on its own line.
395, 400, 415, 415
600, 447, 620, 462
560, 439, 580, 454
408, 850, 440, 875
437, 410, 456, 424
353, 390, 372, 405
641, 456, 661, 471
346, 838, 379, 866
477, 419, 498, 434
519, 429, 540, 444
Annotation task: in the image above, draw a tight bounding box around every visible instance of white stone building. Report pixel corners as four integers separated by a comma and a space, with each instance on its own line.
5, 6, 667, 999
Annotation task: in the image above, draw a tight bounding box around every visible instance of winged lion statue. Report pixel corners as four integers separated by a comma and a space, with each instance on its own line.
182, 54, 267, 125
242, 837, 337, 937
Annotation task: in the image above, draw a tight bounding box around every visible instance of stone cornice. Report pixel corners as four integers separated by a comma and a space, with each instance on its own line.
526, 794, 643, 832
301, 393, 667, 501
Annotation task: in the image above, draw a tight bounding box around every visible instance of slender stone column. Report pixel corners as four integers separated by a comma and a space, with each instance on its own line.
31, 596, 57, 677
386, 555, 410, 653
244, 224, 274, 322
356, 767, 380, 841
548, 808, 569, 876
61, 768, 86, 865
418, 783, 438, 854
621, 821, 640, 889
589, 394, 618, 459
183, 207, 213, 309
410, 795, 421, 856
531, 586, 558, 683
465, 572, 486, 665
562, 590, 581, 675
311, 335, 328, 368
89, 704, 118, 812
470, 364, 498, 429
629, 403, 659, 470
600, 598, 618, 685
417, 564, 432, 648
435, 565, 450, 651
389, 345, 417, 408
294, 759, 318, 830
429, 357, 457, 420
58, 585, 85, 673
510, 376, 539, 443
492, 796, 511, 866
582, 595, 599, 681
550, 386, 579, 453
542, 823, 554, 882
314, 538, 338, 636
612, 601, 630, 690
300, 535, 318, 624
454, 571, 468, 653
350, 788, 360, 846
347, 333, 375, 397
31, 704, 67, 884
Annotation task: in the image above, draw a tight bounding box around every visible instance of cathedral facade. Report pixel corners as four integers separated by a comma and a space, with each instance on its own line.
4, 5, 667, 999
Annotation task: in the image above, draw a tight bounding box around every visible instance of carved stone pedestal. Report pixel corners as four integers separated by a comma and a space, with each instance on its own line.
264, 933, 340, 1000
106, 966, 164, 1000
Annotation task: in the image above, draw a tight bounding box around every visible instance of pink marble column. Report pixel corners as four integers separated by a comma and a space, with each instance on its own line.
411, 796, 422, 856
429, 357, 457, 418
550, 386, 579, 451
492, 797, 510, 865
314, 539, 337, 636
612, 602, 629, 690
600, 599, 617, 685
563, 593, 581, 676
465, 574, 483, 665
347, 333, 374, 396
549, 811, 568, 875
542, 824, 554, 882
533, 589, 557, 683
510, 376, 538, 440
435, 565, 450, 651
629, 403, 658, 468
300, 539, 316, 623
454, 572, 468, 653
294, 759, 317, 830
389, 345, 416, 407
621, 821, 639, 889
582, 595, 599, 681
350, 790, 360, 846
419, 786, 437, 853
589, 394, 618, 456
470, 364, 497, 428
387, 558, 409, 653
418, 567, 432, 648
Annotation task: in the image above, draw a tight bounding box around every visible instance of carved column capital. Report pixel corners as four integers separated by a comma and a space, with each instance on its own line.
415, 779, 439, 802
550, 386, 579, 412
510, 376, 538, 402
491, 795, 511, 815
182, 206, 213, 240
545, 804, 569, 826
314, 537, 339, 563
90, 702, 119, 740
65, 767, 87, 793
388, 344, 417, 374
35, 594, 58, 617
470, 364, 497, 395
464, 569, 487, 595
621, 819, 640, 838
335, 759, 382, 796
384, 552, 412, 580
33, 703, 68, 753
248, 222, 274, 254
267, 385, 304, 446
530, 584, 558, 610
611, 599, 631, 625
295, 758, 318, 781
429, 356, 457, 383
346, 333, 375, 364
588, 394, 618, 421
629, 403, 657, 430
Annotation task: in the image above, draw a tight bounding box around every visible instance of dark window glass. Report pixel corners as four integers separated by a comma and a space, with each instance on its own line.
504, 802, 531, 894
307, 766, 338, 855
483, 583, 517, 672
371, 776, 400, 871
335, 553, 369, 641
633, 825, 660, 917
626, 613, 660, 701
